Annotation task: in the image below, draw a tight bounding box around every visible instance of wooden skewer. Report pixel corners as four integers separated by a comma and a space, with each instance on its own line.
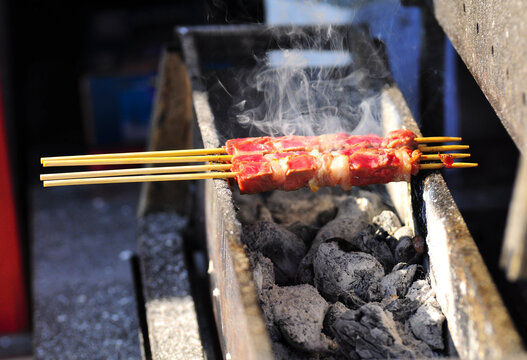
415, 136, 462, 143
40, 148, 227, 163
420, 162, 478, 170
418, 144, 469, 152
43, 172, 237, 187
40, 164, 232, 181
420, 153, 470, 161
42, 155, 233, 167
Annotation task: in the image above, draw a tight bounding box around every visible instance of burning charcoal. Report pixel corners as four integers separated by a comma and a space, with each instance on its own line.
269, 284, 333, 352
393, 226, 414, 240
378, 264, 417, 299
409, 298, 445, 350
287, 221, 319, 247
248, 252, 275, 295
313, 242, 384, 302
373, 210, 402, 236
382, 297, 421, 322
353, 188, 390, 216
243, 222, 306, 285
333, 303, 416, 359
266, 189, 337, 227
395, 236, 418, 264
323, 302, 348, 338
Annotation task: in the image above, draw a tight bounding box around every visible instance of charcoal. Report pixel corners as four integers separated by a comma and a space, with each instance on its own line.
272, 341, 318, 360
393, 226, 414, 240
243, 221, 306, 285
269, 284, 333, 352
287, 221, 319, 247
260, 288, 282, 342
338, 291, 366, 310
382, 297, 421, 322
372, 210, 401, 236
352, 188, 390, 216
296, 215, 370, 284
258, 205, 275, 222
233, 191, 266, 224
398, 321, 435, 358
394, 236, 418, 264
248, 252, 275, 295
313, 242, 384, 302
266, 188, 337, 227
409, 298, 445, 350
406, 279, 434, 305
378, 264, 417, 299
351, 225, 395, 273
323, 302, 348, 338
333, 303, 416, 359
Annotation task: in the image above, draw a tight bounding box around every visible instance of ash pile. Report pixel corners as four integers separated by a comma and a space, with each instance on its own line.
235, 187, 449, 359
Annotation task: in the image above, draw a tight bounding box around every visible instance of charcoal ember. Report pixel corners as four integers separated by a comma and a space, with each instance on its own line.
382, 297, 421, 322
313, 242, 384, 302
333, 303, 416, 359
378, 264, 417, 299
409, 298, 445, 350
266, 188, 337, 227
323, 302, 348, 338
248, 252, 275, 295
243, 221, 306, 285
394, 236, 420, 264
372, 210, 402, 236
269, 284, 333, 352
287, 221, 319, 247
393, 226, 414, 240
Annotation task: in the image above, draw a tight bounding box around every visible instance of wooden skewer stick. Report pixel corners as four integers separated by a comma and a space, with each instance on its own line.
43, 172, 237, 187
418, 144, 469, 152
420, 162, 478, 170
415, 136, 462, 143
40, 147, 227, 163
42, 155, 233, 167
420, 153, 470, 161
40, 164, 232, 181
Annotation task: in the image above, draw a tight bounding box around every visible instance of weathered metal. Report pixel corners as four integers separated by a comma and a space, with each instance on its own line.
179, 23, 524, 359
433, 0, 527, 154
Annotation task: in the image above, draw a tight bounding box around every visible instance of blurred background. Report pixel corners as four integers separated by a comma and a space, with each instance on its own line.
0, 0, 524, 358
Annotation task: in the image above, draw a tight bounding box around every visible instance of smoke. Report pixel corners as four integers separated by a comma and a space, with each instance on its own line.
227, 24, 386, 138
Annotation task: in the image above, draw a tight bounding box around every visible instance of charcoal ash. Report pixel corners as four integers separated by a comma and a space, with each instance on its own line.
378, 263, 417, 299
313, 242, 384, 302
248, 252, 275, 295
268, 284, 335, 353
243, 221, 306, 285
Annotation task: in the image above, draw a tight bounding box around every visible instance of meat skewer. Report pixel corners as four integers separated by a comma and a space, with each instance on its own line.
40, 129, 477, 190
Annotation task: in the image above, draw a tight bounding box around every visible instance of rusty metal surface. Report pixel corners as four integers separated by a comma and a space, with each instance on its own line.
137, 47, 194, 216
433, 0, 527, 153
